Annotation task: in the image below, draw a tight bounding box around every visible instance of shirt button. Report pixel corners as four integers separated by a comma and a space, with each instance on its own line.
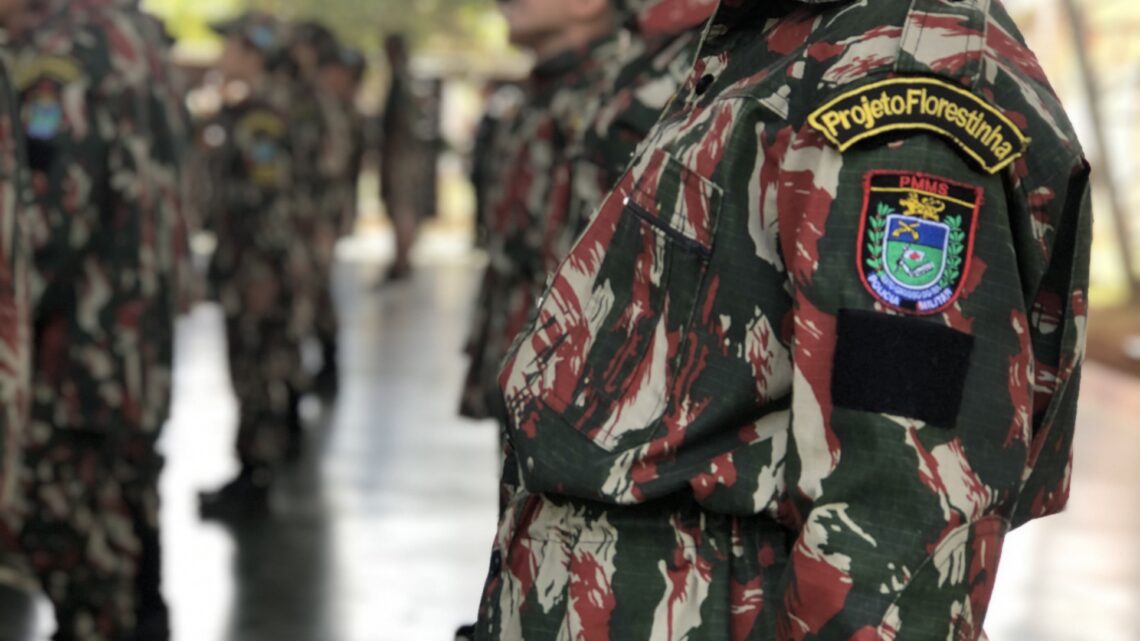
695, 74, 715, 96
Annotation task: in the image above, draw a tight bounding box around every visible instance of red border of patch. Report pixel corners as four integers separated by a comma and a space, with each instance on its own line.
856, 170, 984, 316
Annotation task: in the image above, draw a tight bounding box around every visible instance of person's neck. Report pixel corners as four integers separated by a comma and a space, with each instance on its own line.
531, 21, 613, 64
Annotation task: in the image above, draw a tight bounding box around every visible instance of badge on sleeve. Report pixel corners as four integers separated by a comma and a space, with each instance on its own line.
858, 171, 982, 315
808, 77, 1029, 174
25, 91, 63, 140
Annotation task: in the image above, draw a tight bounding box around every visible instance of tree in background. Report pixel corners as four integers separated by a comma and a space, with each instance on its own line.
143, 0, 506, 60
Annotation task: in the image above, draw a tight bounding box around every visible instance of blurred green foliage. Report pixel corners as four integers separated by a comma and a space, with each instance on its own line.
143, 0, 506, 59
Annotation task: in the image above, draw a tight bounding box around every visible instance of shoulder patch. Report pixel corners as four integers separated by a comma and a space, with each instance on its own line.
238, 109, 287, 138
808, 77, 1029, 174
858, 170, 982, 315
13, 55, 82, 91
24, 88, 63, 141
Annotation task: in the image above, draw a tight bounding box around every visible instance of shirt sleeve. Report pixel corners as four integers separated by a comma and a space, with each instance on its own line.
771, 130, 1091, 640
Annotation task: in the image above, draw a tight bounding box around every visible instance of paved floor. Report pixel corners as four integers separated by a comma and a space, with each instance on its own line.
118, 240, 1140, 641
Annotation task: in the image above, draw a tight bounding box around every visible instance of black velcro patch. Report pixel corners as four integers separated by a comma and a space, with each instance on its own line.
807, 77, 1029, 174
832, 309, 974, 427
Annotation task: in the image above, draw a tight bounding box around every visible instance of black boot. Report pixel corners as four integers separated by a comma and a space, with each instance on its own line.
285, 385, 305, 463
454, 624, 476, 641
198, 465, 272, 521
0, 582, 37, 641
313, 335, 340, 401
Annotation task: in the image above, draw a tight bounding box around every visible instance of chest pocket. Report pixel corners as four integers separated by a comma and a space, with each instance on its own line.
522, 148, 722, 453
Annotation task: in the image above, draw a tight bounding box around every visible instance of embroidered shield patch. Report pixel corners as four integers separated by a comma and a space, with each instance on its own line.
24, 86, 63, 141
858, 171, 982, 315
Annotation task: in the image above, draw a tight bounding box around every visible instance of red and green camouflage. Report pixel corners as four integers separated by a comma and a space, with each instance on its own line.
460, 83, 522, 420
459, 36, 619, 422
9, 0, 185, 637
478, 1, 1091, 639
0, 47, 33, 585
560, 0, 718, 265
108, 4, 190, 637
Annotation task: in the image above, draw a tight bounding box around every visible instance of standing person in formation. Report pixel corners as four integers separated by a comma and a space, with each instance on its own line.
197, 13, 307, 519
477, 1, 1092, 640
4, 0, 181, 637
458, 0, 621, 425
316, 46, 366, 243
556, 0, 718, 265
378, 33, 425, 283
282, 21, 340, 412
106, 3, 191, 638
307, 43, 367, 401
0, 0, 33, 633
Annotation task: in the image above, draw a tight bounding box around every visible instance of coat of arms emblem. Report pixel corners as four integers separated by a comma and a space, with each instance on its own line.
859, 171, 982, 315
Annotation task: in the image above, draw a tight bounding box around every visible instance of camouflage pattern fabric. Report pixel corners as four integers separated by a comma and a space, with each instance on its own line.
459, 37, 617, 422
274, 66, 326, 360
558, 0, 718, 272
111, 5, 189, 637
0, 46, 33, 586
202, 91, 306, 470
478, 1, 1092, 639
459, 84, 522, 420
309, 90, 360, 348
10, 0, 182, 637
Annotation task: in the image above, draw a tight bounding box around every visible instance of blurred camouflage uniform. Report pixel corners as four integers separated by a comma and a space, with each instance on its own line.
478, 1, 1092, 639
276, 22, 337, 403
110, 4, 191, 638
200, 14, 308, 501
11, 0, 182, 637
0, 34, 33, 598
458, 35, 618, 422
558, 0, 717, 266
307, 44, 366, 397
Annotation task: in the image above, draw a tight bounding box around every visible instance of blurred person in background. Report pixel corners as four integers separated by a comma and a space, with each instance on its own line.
468, 80, 523, 252
378, 33, 424, 283
455, 2, 623, 637
108, 4, 193, 639
4, 0, 181, 637
554, 0, 718, 266
0, 0, 33, 635
196, 13, 308, 520
476, 0, 1093, 639
458, 0, 621, 424
305, 42, 367, 402
282, 20, 340, 415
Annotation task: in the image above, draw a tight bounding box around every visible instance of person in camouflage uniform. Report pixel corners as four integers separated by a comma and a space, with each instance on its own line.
198, 13, 307, 518
0, 1, 34, 632
306, 43, 366, 401
458, 0, 622, 423
556, 0, 717, 267
378, 33, 424, 282
284, 20, 342, 405
110, 5, 190, 638
477, 1, 1092, 639
5, 0, 182, 637
317, 46, 366, 242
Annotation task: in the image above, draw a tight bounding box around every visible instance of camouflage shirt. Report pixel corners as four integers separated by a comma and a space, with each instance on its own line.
0, 48, 31, 516
560, 0, 719, 270
15, 0, 179, 437
496, 0, 1091, 636
461, 37, 618, 420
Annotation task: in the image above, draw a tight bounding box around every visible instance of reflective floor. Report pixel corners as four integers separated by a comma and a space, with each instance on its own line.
94, 234, 1140, 641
